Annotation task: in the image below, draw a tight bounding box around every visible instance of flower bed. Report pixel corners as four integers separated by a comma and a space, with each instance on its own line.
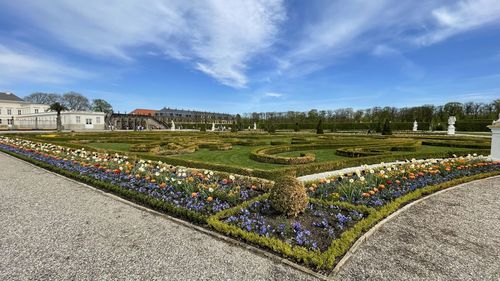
306, 156, 500, 208
0, 137, 270, 222
1, 135, 499, 272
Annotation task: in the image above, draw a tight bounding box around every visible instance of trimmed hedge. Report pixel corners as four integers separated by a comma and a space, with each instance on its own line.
0, 147, 208, 224
208, 172, 500, 270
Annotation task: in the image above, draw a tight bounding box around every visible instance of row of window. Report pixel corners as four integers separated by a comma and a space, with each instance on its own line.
75, 116, 100, 124
0, 119, 13, 125
0, 109, 40, 115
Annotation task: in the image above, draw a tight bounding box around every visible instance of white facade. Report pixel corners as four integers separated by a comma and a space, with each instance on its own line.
0, 96, 49, 129
489, 117, 500, 161
16, 111, 106, 131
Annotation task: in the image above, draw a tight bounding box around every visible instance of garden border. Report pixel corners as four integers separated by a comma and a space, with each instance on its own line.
0, 150, 329, 281
330, 174, 500, 275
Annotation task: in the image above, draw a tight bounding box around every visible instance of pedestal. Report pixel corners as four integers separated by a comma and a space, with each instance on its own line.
447, 125, 455, 135
490, 127, 500, 161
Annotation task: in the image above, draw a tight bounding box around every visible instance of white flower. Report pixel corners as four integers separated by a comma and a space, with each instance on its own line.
177, 181, 182, 185
379, 170, 385, 175
349, 178, 354, 183
355, 170, 361, 177
138, 167, 145, 172
369, 169, 375, 174
387, 167, 392, 172
360, 176, 365, 182
155, 172, 160, 177
229, 175, 235, 180
209, 171, 214, 176
208, 188, 214, 193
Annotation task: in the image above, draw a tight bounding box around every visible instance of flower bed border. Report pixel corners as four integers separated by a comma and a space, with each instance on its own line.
208, 171, 500, 271
1, 142, 498, 274
0, 147, 208, 224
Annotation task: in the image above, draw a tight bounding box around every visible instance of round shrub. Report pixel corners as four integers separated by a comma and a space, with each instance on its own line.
269, 176, 308, 217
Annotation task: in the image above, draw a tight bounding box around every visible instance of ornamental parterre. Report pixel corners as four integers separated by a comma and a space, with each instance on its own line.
0, 137, 269, 215
306, 157, 500, 208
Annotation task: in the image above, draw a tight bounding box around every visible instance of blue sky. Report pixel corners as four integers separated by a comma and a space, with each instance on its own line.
0, 0, 499, 113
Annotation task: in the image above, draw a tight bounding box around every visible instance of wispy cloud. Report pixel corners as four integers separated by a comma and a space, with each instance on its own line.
264, 92, 283, 97
276, 0, 500, 77
0, 44, 89, 86
416, 0, 500, 45
3, 0, 285, 88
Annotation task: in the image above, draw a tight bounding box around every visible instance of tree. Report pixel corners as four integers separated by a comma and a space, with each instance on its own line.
91, 99, 113, 113
381, 119, 392, 135
25, 92, 61, 105
294, 122, 300, 132
62, 92, 90, 111
49, 102, 68, 131
316, 119, 324, 134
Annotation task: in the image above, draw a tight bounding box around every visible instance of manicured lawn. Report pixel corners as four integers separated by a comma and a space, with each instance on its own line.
88, 142, 132, 152
171, 146, 287, 170
276, 148, 349, 162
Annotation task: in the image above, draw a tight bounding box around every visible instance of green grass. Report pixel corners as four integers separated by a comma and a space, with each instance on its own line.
171, 146, 288, 170
276, 148, 349, 162
88, 142, 132, 152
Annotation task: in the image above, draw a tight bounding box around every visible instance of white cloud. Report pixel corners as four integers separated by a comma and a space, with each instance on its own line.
417, 0, 500, 45
3, 0, 285, 88
277, 0, 500, 76
0, 44, 89, 85
264, 92, 283, 97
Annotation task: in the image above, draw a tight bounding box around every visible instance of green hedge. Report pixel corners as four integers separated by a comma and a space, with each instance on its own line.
0, 147, 208, 224
208, 172, 500, 270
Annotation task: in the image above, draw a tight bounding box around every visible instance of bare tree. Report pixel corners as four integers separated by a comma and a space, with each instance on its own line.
25, 92, 61, 105
62, 92, 90, 111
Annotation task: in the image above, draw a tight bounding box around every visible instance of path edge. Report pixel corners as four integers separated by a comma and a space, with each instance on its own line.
330, 174, 500, 276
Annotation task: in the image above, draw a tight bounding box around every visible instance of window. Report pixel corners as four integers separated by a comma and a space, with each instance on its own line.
85, 118, 92, 125
0, 109, 2, 115
76, 116, 81, 123
18, 110, 22, 115
7, 109, 11, 115
7, 119, 13, 125
0, 119, 2, 124
35, 109, 39, 113
96, 117, 101, 124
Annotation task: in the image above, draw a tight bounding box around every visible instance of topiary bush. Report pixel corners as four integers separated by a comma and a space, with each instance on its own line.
316, 119, 324, 134
269, 176, 308, 217
381, 119, 392, 135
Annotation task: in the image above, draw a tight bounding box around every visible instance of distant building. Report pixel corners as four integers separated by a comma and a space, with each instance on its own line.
16, 111, 106, 130
130, 109, 158, 116
0, 92, 105, 131
0, 92, 49, 130
155, 107, 234, 124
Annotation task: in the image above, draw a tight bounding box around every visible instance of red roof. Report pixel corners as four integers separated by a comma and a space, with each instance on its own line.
130, 109, 157, 116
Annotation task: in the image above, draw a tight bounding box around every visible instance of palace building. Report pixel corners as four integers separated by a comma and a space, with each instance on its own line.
0, 92, 49, 129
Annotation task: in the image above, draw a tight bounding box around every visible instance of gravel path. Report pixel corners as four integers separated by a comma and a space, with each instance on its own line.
2, 151, 499, 281
0, 152, 318, 281
335, 176, 500, 281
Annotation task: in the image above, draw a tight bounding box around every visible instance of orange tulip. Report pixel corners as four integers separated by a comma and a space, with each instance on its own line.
207, 196, 213, 202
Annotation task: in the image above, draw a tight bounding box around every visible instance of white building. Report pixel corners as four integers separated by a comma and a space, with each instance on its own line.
0, 92, 49, 129
0, 92, 106, 131
16, 111, 106, 130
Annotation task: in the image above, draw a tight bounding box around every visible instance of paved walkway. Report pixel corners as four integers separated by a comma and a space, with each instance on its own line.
0, 152, 317, 281
335, 175, 500, 280
1, 152, 499, 280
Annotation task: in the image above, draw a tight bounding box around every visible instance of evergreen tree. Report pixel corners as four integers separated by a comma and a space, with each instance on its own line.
382, 119, 392, 135
316, 119, 324, 134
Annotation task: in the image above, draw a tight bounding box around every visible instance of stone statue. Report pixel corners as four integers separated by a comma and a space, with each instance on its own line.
171, 120, 176, 131
493, 113, 500, 125
447, 116, 456, 135
212, 122, 215, 131
413, 120, 418, 132
253, 122, 257, 130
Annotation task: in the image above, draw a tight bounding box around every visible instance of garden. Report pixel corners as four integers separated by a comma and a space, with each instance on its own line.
0, 131, 498, 274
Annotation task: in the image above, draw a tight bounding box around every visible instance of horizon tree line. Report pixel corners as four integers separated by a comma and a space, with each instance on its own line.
24, 92, 113, 114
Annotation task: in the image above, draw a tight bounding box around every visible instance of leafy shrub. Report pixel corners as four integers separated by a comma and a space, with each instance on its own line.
269, 176, 308, 217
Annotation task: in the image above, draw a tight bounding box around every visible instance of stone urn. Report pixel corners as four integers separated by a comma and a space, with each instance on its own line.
488, 116, 500, 161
